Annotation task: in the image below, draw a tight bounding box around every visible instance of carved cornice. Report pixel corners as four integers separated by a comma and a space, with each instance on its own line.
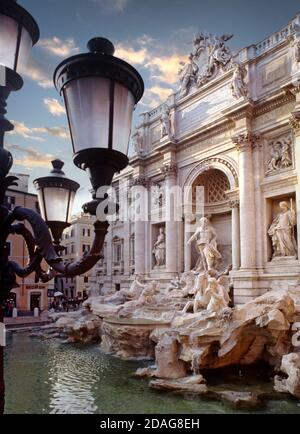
226, 104, 255, 122
161, 164, 178, 179
289, 85, 300, 96
253, 91, 295, 117
232, 132, 261, 152
289, 110, 300, 134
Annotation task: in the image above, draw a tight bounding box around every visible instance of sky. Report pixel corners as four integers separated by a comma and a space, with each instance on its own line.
5, 0, 300, 213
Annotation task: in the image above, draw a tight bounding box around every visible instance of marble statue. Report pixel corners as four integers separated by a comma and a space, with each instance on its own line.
188, 217, 222, 271
291, 24, 300, 66
178, 32, 233, 98
132, 130, 145, 157
211, 34, 233, 69
206, 277, 231, 314
118, 281, 160, 318
153, 227, 166, 267
178, 55, 199, 97
97, 274, 146, 306
160, 104, 173, 140
166, 272, 195, 299
268, 201, 297, 258
266, 136, 293, 174
230, 63, 248, 99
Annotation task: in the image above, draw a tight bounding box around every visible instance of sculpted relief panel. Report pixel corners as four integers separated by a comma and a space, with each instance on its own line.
265, 133, 294, 176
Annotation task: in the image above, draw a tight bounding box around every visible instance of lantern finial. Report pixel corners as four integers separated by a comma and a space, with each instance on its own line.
87, 37, 115, 56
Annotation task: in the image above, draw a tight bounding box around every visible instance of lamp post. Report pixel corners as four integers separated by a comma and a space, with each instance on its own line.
0, 1, 144, 414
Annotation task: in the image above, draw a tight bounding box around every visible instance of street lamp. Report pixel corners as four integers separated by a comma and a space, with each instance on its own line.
34, 159, 80, 249
54, 37, 144, 214
0, 2, 144, 415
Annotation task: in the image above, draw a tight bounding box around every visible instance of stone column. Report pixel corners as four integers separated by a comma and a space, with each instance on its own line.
232, 133, 257, 270
133, 177, 149, 276
229, 200, 240, 270
184, 223, 192, 272
253, 140, 264, 269
290, 101, 300, 258
163, 164, 178, 275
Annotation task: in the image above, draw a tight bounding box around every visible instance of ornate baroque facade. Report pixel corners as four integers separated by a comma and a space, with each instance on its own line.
96, 14, 300, 304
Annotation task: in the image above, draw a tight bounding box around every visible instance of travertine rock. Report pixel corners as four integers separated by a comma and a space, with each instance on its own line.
154, 334, 187, 379
274, 353, 300, 399
154, 289, 295, 377
52, 312, 101, 343
150, 375, 207, 394
100, 320, 156, 360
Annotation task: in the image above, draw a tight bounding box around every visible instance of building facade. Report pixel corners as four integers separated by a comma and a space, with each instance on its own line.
56, 213, 95, 299
6, 173, 49, 313
96, 14, 300, 304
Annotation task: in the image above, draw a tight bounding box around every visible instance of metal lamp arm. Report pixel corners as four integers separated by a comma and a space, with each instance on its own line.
8, 223, 43, 278
47, 221, 109, 277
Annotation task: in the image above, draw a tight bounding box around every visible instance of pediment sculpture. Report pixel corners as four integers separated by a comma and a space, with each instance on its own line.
178, 32, 234, 98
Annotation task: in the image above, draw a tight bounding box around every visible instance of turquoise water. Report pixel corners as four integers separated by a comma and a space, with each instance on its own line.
4, 333, 300, 414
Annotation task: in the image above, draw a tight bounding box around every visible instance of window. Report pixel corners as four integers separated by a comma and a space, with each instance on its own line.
82, 244, 90, 253
115, 284, 121, 292
70, 229, 74, 238
113, 238, 123, 263
82, 228, 91, 237
84, 276, 89, 283
71, 244, 75, 254
5, 195, 15, 211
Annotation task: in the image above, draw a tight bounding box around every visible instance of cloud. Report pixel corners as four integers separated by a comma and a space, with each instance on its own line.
43, 127, 70, 140
115, 37, 186, 90
115, 44, 148, 65
93, 0, 130, 13
44, 98, 66, 116
6, 143, 55, 169
38, 37, 80, 58
9, 121, 70, 141
145, 53, 186, 85
141, 86, 173, 109
9, 121, 45, 141
20, 57, 53, 89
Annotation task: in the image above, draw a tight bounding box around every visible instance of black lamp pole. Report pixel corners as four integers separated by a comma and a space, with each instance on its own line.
0, 1, 144, 414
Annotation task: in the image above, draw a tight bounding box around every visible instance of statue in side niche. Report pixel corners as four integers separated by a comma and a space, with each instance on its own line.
230, 62, 248, 99
268, 201, 297, 258
153, 227, 166, 267
132, 130, 145, 157
188, 217, 222, 272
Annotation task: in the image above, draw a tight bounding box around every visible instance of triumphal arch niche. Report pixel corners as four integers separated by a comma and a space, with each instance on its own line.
96, 13, 300, 304
183, 157, 239, 274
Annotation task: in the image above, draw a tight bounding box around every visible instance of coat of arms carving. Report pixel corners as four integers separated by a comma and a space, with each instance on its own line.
178, 33, 234, 98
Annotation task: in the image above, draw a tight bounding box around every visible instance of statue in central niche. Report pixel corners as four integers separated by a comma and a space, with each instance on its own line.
188, 217, 222, 272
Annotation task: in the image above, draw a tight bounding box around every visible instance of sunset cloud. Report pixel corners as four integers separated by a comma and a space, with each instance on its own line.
44, 98, 66, 116
20, 57, 53, 89
6, 143, 55, 169
9, 121, 70, 141
141, 86, 173, 109
38, 37, 80, 58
